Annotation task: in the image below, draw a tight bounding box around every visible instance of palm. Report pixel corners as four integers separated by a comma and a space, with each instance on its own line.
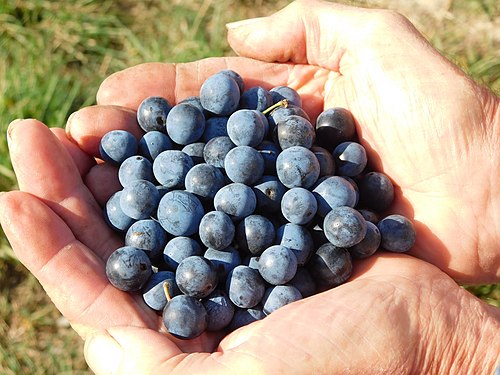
212, 254, 458, 374
324, 48, 496, 282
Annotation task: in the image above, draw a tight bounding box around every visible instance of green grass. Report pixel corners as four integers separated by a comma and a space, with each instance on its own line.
0, 0, 498, 373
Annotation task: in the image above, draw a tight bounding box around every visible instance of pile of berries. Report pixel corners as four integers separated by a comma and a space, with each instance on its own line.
101, 69, 416, 339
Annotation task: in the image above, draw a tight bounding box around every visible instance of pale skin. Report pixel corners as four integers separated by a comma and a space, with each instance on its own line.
0, 0, 499, 374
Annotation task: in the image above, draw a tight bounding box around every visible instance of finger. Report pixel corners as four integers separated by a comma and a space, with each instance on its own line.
0, 191, 158, 337
66, 105, 143, 158
95, 57, 327, 121
226, 0, 354, 69
84, 326, 227, 375
51, 127, 96, 176
8, 119, 120, 260
84, 162, 121, 207
96, 58, 290, 108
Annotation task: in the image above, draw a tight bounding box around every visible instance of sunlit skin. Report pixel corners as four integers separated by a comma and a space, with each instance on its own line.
0, 0, 498, 374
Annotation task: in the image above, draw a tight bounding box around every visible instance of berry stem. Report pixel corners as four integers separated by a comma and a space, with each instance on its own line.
262, 99, 288, 115
163, 282, 172, 302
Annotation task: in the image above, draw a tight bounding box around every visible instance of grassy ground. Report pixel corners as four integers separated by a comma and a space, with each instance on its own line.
0, 0, 498, 373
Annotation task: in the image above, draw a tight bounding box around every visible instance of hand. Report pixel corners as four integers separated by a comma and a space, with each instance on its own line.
223, 0, 500, 284
1, 0, 499, 374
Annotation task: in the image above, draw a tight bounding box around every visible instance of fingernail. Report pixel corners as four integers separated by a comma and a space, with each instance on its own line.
6, 119, 23, 150
226, 17, 263, 30
84, 332, 123, 375
66, 111, 77, 128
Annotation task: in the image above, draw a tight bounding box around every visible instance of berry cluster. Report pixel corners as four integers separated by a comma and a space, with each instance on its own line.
101, 69, 416, 340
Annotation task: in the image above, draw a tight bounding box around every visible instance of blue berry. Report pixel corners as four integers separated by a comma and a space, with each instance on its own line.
323, 206, 367, 248
200, 72, 240, 116
358, 172, 394, 212
199, 211, 235, 250
276, 223, 314, 266
175, 256, 218, 298
214, 183, 256, 221
178, 96, 209, 117
166, 103, 205, 145
308, 243, 353, 288
262, 285, 302, 315
315, 107, 356, 148
142, 271, 179, 311
276, 146, 320, 189
153, 150, 193, 189
202, 116, 229, 142
138, 131, 173, 161
219, 69, 244, 93
203, 136, 235, 169
349, 220, 381, 259
99, 130, 138, 165
289, 267, 316, 298
310, 224, 329, 249
202, 290, 235, 331
235, 214, 275, 255
377, 214, 416, 252
163, 236, 203, 271
252, 175, 287, 214
104, 191, 135, 233
358, 208, 379, 224
310, 146, 335, 177
204, 247, 241, 280
156, 185, 169, 200
157, 190, 204, 236
281, 187, 318, 225
162, 295, 207, 340
119, 179, 160, 220
258, 245, 298, 285
277, 115, 315, 150
312, 176, 358, 217
125, 219, 168, 262
239, 86, 273, 112
118, 155, 154, 187
226, 265, 266, 308
256, 140, 280, 175
137, 96, 172, 132
341, 176, 360, 207
227, 109, 267, 147
243, 256, 260, 270
333, 141, 367, 177
270, 86, 302, 108
228, 306, 265, 331
181, 142, 205, 165
224, 145, 264, 185
105, 246, 152, 292
184, 163, 226, 201
268, 105, 310, 135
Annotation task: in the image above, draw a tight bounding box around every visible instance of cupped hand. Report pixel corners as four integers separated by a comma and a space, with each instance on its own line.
1, 0, 499, 374
223, 0, 500, 283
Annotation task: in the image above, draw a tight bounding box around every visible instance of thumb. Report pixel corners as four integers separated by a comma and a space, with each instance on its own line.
84, 327, 182, 375
84, 326, 226, 375
226, 0, 435, 75
226, 0, 358, 71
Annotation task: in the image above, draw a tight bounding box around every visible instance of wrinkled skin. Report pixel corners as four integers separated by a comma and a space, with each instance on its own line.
0, 0, 498, 374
